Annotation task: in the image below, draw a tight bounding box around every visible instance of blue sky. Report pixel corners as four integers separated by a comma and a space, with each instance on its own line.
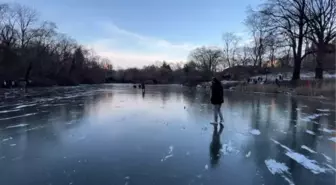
3, 0, 260, 68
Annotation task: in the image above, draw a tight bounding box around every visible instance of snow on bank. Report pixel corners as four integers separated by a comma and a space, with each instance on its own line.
250, 129, 261, 135
301, 145, 317, 154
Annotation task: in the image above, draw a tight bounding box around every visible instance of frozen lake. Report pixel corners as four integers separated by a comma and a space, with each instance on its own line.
0, 84, 335, 185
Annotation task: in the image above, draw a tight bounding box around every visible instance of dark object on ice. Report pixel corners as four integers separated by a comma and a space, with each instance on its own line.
278, 74, 283, 81
275, 78, 280, 87
258, 77, 263, 82
133, 85, 136, 88
253, 79, 258, 84
138, 84, 141, 88
211, 77, 223, 105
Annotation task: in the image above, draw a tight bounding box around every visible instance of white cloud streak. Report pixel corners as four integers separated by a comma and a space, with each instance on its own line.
86, 22, 199, 68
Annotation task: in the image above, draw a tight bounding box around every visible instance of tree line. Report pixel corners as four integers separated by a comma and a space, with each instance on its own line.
0, 3, 113, 87
1, 0, 335, 87
188, 0, 335, 81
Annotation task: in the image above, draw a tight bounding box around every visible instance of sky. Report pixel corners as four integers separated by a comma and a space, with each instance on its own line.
2, 0, 260, 68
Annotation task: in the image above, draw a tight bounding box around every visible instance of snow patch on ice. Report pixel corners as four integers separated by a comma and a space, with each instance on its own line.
6, 124, 29, 129
205, 164, 209, 170
2, 137, 13, 142
319, 128, 336, 134
328, 137, 336, 143
15, 103, 37, 109
1, 113, 37, 121
272, 138, 326, 174
283, 175, 295, 185
250, 129, 261, 135
265, 159, 289, 175
221, 141, 239, 155
285, 151, 326, 174
300, 113, 329, 122
10, 144, 16, 147
316, 109, 331, 112
246, 151, 251, 158
161, 145, 174, 162
301, 145, 317, 154
322, 154, 332, 163
306, 130, 316, 135
325, 164, 336, 172
0, 109, 20, 114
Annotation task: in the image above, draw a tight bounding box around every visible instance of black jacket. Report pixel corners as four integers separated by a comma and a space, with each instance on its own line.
211, 82, 223, 104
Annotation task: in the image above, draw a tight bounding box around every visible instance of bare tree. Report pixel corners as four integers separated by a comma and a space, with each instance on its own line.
305, 0, 336, 79
222, 32, 240, 68
245, 7, 269, 67
261, 0, 309, 80
189, 46, 222, 79
13, 4, 37, 49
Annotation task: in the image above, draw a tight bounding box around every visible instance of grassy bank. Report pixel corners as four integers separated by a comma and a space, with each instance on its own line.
233, 80, 335, 99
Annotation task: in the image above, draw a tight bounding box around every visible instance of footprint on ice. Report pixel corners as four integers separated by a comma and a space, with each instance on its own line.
250, 129, 261, 135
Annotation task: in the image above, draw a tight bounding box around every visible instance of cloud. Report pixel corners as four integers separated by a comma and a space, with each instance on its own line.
86, 22, 199, 68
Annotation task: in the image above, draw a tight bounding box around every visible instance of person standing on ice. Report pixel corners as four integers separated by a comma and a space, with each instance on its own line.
210, 77, 224, 124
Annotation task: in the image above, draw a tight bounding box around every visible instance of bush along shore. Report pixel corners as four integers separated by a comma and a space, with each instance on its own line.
230, 79, 336, 99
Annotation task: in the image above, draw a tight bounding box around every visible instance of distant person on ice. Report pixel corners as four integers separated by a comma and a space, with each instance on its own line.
211, 77, 224, 124
141, 82, 145, 93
